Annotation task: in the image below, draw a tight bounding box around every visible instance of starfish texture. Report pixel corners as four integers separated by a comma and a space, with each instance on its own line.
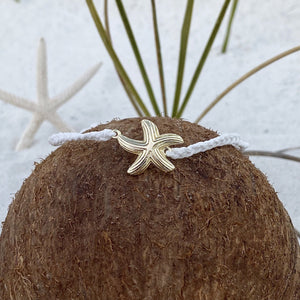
114, 120, 184, 175
0, 38, 102, 151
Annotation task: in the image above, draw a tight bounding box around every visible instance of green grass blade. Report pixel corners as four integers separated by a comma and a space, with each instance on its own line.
151, 0, 168, 117
194, 45, 300, 123
171, 0, 194, 117
104, 0, 143, 117
86, 0, 150, 116
176, 0, 231, 118
115, 0, 161, 116
244, 150, 300, 163
104, 0, 111, 38
221, 0, 239, 53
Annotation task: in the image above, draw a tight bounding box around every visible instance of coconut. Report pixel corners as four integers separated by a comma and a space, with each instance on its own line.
0, 117, 299, 299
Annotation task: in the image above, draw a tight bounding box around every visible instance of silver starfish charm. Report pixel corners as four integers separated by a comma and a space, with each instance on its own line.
114, 120, 184, 175
0, 38, 102, 151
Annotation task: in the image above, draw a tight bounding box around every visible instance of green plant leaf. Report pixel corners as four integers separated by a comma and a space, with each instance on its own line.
86, 0, 150, 116
221, 0, 239, 53
115, 0, 161, 116
194, 45, 300, 123
171, 0, 194, 117
104, 0, 143, 117
151, 0, 168, 117
244, 150, 300, 163
176, 0, 231, 118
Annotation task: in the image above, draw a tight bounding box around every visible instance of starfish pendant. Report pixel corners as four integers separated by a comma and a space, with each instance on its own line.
114, 120, 184, 175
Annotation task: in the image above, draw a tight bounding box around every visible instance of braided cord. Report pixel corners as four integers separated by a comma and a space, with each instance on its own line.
166, 133, 248, 159
48, 129, 116, 146
49, 130, 248, 158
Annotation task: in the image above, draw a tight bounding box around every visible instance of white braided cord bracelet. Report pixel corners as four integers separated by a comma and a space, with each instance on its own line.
49, 120, 248, 175
49, 128, 248, 159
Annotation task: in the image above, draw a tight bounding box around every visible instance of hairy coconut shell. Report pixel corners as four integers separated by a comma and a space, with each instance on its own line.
0, 117, 299, 299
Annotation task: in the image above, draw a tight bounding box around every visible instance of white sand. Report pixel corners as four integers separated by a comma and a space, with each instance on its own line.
0, 0, 299, 231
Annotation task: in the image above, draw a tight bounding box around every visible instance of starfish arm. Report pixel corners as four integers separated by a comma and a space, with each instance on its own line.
155, 133, 184, 148
51, 62, 102, 108
36, 38, 49, 104
116, 134, 146, 154
141, 119, 160, 143
115, 120, 184, 174
151, 148, 176, 172
15, 114, 43, 151
47, 112, 73, 132
0, 89, 37, 112
128, 151, 151, 175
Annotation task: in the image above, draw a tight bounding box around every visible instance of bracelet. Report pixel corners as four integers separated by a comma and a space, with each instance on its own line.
49, 119, 248, 175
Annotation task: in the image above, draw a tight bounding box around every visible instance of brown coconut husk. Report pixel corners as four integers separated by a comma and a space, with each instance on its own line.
0, 117, 299, 299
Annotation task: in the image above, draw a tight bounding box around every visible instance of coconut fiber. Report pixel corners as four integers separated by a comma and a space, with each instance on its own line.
0, 117, 299, 299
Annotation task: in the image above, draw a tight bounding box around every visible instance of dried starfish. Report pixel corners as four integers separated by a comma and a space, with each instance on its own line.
0, 38, 102, 150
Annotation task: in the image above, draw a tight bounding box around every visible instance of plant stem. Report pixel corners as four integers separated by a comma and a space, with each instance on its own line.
151, 0, 168, 117
176, 0, 231, 118
244, 150, 300, 163
104, 0, 111, 39
104, 0, 143, 117
171, 0, 194, 117
221, 0, 238, 53
277, 146, 300, 154
86, 0, 150, 116
195, 45, 300, 123
115, 0, 161, 116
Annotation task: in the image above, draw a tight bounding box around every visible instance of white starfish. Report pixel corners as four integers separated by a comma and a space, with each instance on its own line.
0, 38, 102, 151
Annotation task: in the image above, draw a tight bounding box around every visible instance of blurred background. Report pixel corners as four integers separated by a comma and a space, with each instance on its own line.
0, 0, 299, 230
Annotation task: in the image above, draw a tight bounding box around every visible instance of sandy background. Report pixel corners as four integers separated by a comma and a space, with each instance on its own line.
0, 0, 299, 231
